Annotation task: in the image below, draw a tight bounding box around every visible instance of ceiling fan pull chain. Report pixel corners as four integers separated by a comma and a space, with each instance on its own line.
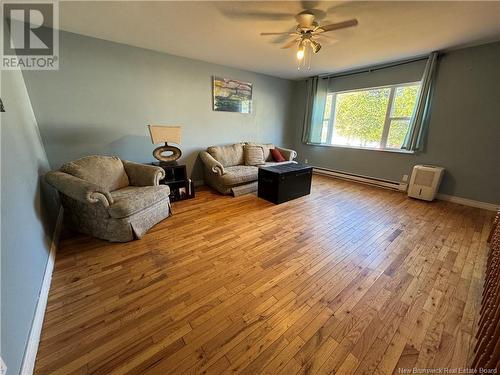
307, 44, 312, 70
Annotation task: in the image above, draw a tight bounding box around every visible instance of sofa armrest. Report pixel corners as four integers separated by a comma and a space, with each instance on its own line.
276, 146, 297, 161
45, 171, 113, 207
122, 160, 165, 187
200, 151, 225, 176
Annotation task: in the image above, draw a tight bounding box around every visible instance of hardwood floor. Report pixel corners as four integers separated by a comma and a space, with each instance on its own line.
34, 175, 493, 374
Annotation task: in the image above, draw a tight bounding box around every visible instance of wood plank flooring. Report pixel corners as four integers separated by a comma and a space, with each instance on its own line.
34, 175, 493, 374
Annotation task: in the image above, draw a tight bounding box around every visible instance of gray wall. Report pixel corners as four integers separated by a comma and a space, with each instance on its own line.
23, 31, 296, 181
290, 42, 500, 204
1, 66, 59, 374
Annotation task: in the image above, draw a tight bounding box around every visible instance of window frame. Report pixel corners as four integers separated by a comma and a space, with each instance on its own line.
320, 81, 421, 152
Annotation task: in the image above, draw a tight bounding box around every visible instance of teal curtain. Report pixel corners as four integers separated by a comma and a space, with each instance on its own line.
402, 52, 439, 151
301, 76, 328, 144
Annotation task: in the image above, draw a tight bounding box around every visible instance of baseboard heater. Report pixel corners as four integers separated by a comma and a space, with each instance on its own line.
313, 167, 405, 191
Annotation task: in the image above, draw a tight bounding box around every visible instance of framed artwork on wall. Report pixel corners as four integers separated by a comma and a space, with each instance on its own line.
212, 76, 252, 114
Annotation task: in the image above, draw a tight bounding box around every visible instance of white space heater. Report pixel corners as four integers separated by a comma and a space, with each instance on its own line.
408, 165, 445, 201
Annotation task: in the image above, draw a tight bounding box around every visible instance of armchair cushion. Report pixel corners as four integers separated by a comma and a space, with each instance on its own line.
108, 185, 170, 219
207, 143, 245, 167
122, 160, 165, 186
61, 155, 129, 192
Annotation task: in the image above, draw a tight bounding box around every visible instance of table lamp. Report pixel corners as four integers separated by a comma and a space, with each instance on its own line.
148, 125, 182, 165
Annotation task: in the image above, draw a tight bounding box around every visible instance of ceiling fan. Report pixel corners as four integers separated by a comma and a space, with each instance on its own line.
260, 11, 358, 70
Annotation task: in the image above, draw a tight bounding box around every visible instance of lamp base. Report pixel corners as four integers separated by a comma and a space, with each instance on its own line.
153, 143, 182, 163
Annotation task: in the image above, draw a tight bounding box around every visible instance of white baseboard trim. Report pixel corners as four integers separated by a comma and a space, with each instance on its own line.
313, 167, 406, 192
20, 206, 63, 375
436, 194, 499, 211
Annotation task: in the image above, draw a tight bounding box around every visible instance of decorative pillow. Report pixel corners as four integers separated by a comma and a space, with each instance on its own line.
246, 143, 275, 161
61, 155, 129, 192
244, 145, 266, 166
270, 148, 286, 162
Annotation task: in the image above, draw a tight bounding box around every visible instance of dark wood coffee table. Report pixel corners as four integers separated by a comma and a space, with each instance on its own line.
258, 163, 313, 204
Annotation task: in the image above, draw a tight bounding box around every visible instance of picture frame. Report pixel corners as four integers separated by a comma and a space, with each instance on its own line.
212, 76, 252, 114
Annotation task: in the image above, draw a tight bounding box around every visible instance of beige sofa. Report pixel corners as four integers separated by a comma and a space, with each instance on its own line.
46, 155, 170, 242
200, 143, 297, 195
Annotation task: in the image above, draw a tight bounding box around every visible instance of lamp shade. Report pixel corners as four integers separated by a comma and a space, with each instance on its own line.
148, 125, 181, 145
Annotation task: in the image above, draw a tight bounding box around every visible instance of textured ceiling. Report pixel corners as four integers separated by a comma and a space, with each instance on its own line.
57, 1, 500, 79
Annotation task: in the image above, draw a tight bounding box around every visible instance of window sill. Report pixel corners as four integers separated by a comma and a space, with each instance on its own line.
305, 142, 416, 154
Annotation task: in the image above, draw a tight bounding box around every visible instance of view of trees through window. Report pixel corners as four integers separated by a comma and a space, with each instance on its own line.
321, 83, 420, 150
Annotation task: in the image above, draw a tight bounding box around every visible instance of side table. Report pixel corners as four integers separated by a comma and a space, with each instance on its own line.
152, 162, 195, 202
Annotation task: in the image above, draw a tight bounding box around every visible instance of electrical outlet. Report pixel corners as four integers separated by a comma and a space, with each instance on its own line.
402, 174, 409, 182
304, 158, 308, 164
0, 357, 7, 375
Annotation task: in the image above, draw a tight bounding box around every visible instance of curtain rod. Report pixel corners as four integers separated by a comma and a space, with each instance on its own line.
318, 54, 431, 80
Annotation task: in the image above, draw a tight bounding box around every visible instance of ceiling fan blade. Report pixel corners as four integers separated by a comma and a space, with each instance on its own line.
317, 19, 358, 33
281, 38, 301, 49
267, 28, 301, 44
218, 7, 295, 21
261, 32, 298, 36
315, 34, 338, 45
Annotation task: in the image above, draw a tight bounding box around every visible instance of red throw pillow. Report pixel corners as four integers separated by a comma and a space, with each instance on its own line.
270, 148, 286, 162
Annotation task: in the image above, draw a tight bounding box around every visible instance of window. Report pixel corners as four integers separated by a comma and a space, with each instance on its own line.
321, 82, 421, 150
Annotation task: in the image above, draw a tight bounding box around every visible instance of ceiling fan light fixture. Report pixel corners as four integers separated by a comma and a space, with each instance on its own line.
296, 43, 305, 60
310, 40, 321, 53
260, 9, 358, 70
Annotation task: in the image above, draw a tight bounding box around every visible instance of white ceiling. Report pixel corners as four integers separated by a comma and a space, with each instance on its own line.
57, 1, 500, 80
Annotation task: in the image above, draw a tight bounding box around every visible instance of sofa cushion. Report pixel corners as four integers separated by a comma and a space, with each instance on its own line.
244, 145, 266, 166
61, 155, 129, 192
219, 165, 258, 186
207, 143, 245, 167
246, 143, 275, 161
108, 185, 170, 218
